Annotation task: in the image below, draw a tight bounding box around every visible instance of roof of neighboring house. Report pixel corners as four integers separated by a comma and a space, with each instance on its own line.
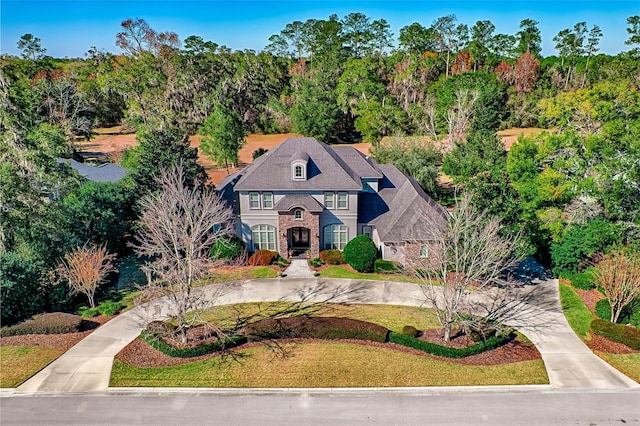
234, 137, 362, 191
56, 158, 127, 183
359, 164, 448, 242
273, 194, 324, 213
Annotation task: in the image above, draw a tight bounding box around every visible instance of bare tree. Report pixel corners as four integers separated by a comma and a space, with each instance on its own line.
133, 162, 234, 344
445, 88, 479, 147
408, 193, 521, 341
592, 250, 640, 323
58, 243, 117, 308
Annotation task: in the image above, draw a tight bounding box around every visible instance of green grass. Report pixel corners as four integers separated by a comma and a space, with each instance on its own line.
249, 266, 279, 279
318, 265, 425, 284
111, 341, 548, 388
196, 303, 440, 333
595, 353, 640, 383
559, 283, 593, 341
0, 346, 64, 387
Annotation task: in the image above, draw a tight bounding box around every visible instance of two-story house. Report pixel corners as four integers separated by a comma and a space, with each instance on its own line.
218, 137, 447, 265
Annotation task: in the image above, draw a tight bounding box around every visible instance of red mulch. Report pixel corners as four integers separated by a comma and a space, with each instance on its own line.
588, 334, 639, 355
0, 315, 113, 351
573, 288, 604, 315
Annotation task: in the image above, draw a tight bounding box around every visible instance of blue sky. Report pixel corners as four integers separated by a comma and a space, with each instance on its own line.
1, 1, 638, 58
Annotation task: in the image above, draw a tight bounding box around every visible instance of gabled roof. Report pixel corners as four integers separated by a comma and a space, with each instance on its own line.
332, 146, 383, 180
359, 164, 448, 242
56, 158, 127, 183
234, 137, 362, 191
273, 194, 324, 213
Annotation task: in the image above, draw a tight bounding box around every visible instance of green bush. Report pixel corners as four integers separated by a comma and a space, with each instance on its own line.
595, 299, 612, 321
591, 319, 640, 350
248, 250, 278, 266
343, 235, 378, 272
210, 237, 244, 261
401, 325, 420, 337
319, 250, 345, 265
0, 312, 83, 336
374, 259, 402, 274
309, 257, 323, 268
141, 330, 247, 358
389, 332, 510, 358
79, 300, 122, 318
570, 271, 596, 290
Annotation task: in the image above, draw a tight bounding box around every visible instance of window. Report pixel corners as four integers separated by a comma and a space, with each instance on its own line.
324, 192, 334, 209
419, 244, 429, 258
362, 226, 372, 238
249, 192, 260, 209
337, 192, 348, 209
324, 225, 349, 250
292, 161, 306, 180
294, 209, 303, 220
252, 225, 276, 251
262, 193, 273, 209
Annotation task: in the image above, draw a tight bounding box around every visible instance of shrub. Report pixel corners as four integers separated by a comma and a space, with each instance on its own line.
570, 271, 596, 290
319, 250, 345, 265
97, 300, 122, 316
389, 332, 510, 358
595, 299, 612, 321
0, 312, 83, 336
591, 319, 640, 350
146, 320, 177, 338
243, 316, 389, 343
140, 330, 247, 358
374, 259, 402, 274
401, 325, 420, 337
247, 250, 278, 266
343, 235, 378, 272
309, 257, 323, 268
210, 237, 244, 261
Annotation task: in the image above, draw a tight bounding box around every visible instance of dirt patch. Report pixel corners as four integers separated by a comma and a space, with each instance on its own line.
497, 127, 551, 150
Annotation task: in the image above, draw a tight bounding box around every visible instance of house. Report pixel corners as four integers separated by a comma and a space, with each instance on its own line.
56, 158, 127, 183
218, 137, 448, 264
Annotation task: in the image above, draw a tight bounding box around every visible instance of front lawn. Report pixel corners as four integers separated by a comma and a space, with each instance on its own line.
318, 265, 425, 283
559, 283, 593, 341
111, 341, 548, 388
0, 346, 63, 387
595, 353, 640, 383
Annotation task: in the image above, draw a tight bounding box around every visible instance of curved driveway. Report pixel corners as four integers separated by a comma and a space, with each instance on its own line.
14, 277, 639, 394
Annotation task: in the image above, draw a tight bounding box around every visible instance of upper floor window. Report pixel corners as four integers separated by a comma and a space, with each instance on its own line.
362, 226, 372, 238
337, 192, 348, 209
249, 192, 260, 209
291, 161, 306, 181
324, 192, 334, 209
262, 193, 273, 209
294, 209, 303, 220
324, 192, 348, 210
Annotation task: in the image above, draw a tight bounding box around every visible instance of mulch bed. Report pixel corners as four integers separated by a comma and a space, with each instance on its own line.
115, 326, 542, 368
0, 315, 113, 351
587, 334, 639, 355
573, 287, 604, 315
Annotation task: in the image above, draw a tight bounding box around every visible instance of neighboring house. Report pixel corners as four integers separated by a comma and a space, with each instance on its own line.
218, 137, 448, 265
56, 158, 127, 183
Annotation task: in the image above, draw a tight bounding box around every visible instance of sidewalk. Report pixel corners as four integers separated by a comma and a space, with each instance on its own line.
13, 278, 639, 394
283, 259, 315, 278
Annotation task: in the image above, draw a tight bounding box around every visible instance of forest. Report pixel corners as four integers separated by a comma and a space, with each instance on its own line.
1, 13, 640, 326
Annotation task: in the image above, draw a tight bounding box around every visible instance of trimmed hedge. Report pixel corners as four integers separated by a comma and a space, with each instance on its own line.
210, 237, 244, 261
248, 250, 278, 266
319, 250, 345, 265
343, 235, 378, 272
140, 330, 247, 358
595, 299, 612, 321
243, 316, 389, 343
570, 271, 596, 290
591, 319, 640, 350
389, 332, 511, 358
374, 259, 402, 274
0, 312, 83, 336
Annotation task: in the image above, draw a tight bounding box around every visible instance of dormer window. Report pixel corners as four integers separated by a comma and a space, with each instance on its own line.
291, 161, 307, 181
294, 209, 303, 220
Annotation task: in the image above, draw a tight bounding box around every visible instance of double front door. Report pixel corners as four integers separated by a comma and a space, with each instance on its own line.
289, 227, 310, 251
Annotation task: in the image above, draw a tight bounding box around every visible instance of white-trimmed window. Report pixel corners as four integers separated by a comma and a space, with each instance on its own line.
337, 192, 348, 209
292, 161, 306, 181
324, 192, 334, 209
252, 225, 276, 251
324, 224, 349, 250
294, 209, 303, 220
362, 226, 372, 238
249, 192, 260, 209
262, 193, 273, 209
419, 244, 429, 257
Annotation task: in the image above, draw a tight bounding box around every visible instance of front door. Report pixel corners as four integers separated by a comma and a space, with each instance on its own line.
289, 227, 310, 252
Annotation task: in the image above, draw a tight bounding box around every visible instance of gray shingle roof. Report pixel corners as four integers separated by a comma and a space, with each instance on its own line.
359, 164, 448, 242
234, 137, 362, 191
56, 158, 127, 183
273, 194, 324, 212
332, 146, 383, 179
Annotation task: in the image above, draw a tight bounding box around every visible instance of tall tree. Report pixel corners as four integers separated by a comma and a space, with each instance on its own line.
17, 34, 47, 60
514, 52, 540, 95
469, 20, 495, 70
198, 103, 247, 173
581, 25, 603, 87
265, 21, 308, 59
626, 15, 640, 53
398, 22, 438, 54
340, 12, 374, 58
515, 19, 542, 57
431, 15, 468, 78
553, 22, 588, 89
134, 163, 234, 344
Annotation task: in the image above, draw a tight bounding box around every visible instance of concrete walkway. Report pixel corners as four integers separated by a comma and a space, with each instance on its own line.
283, 259, 315, 278
14, 278, 639, 395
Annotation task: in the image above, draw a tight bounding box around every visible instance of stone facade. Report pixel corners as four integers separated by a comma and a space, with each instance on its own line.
277, 210, 320, 258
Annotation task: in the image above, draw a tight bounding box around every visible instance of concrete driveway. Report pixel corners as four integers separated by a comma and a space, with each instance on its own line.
12, 277, 639, 394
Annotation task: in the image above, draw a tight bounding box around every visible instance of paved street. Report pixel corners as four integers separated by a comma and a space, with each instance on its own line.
2, 389, 639, 425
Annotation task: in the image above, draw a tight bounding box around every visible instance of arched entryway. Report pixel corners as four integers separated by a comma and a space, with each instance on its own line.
288, 227, 310, 256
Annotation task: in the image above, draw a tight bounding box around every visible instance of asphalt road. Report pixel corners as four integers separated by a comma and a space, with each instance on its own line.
2, 389, 639, 425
